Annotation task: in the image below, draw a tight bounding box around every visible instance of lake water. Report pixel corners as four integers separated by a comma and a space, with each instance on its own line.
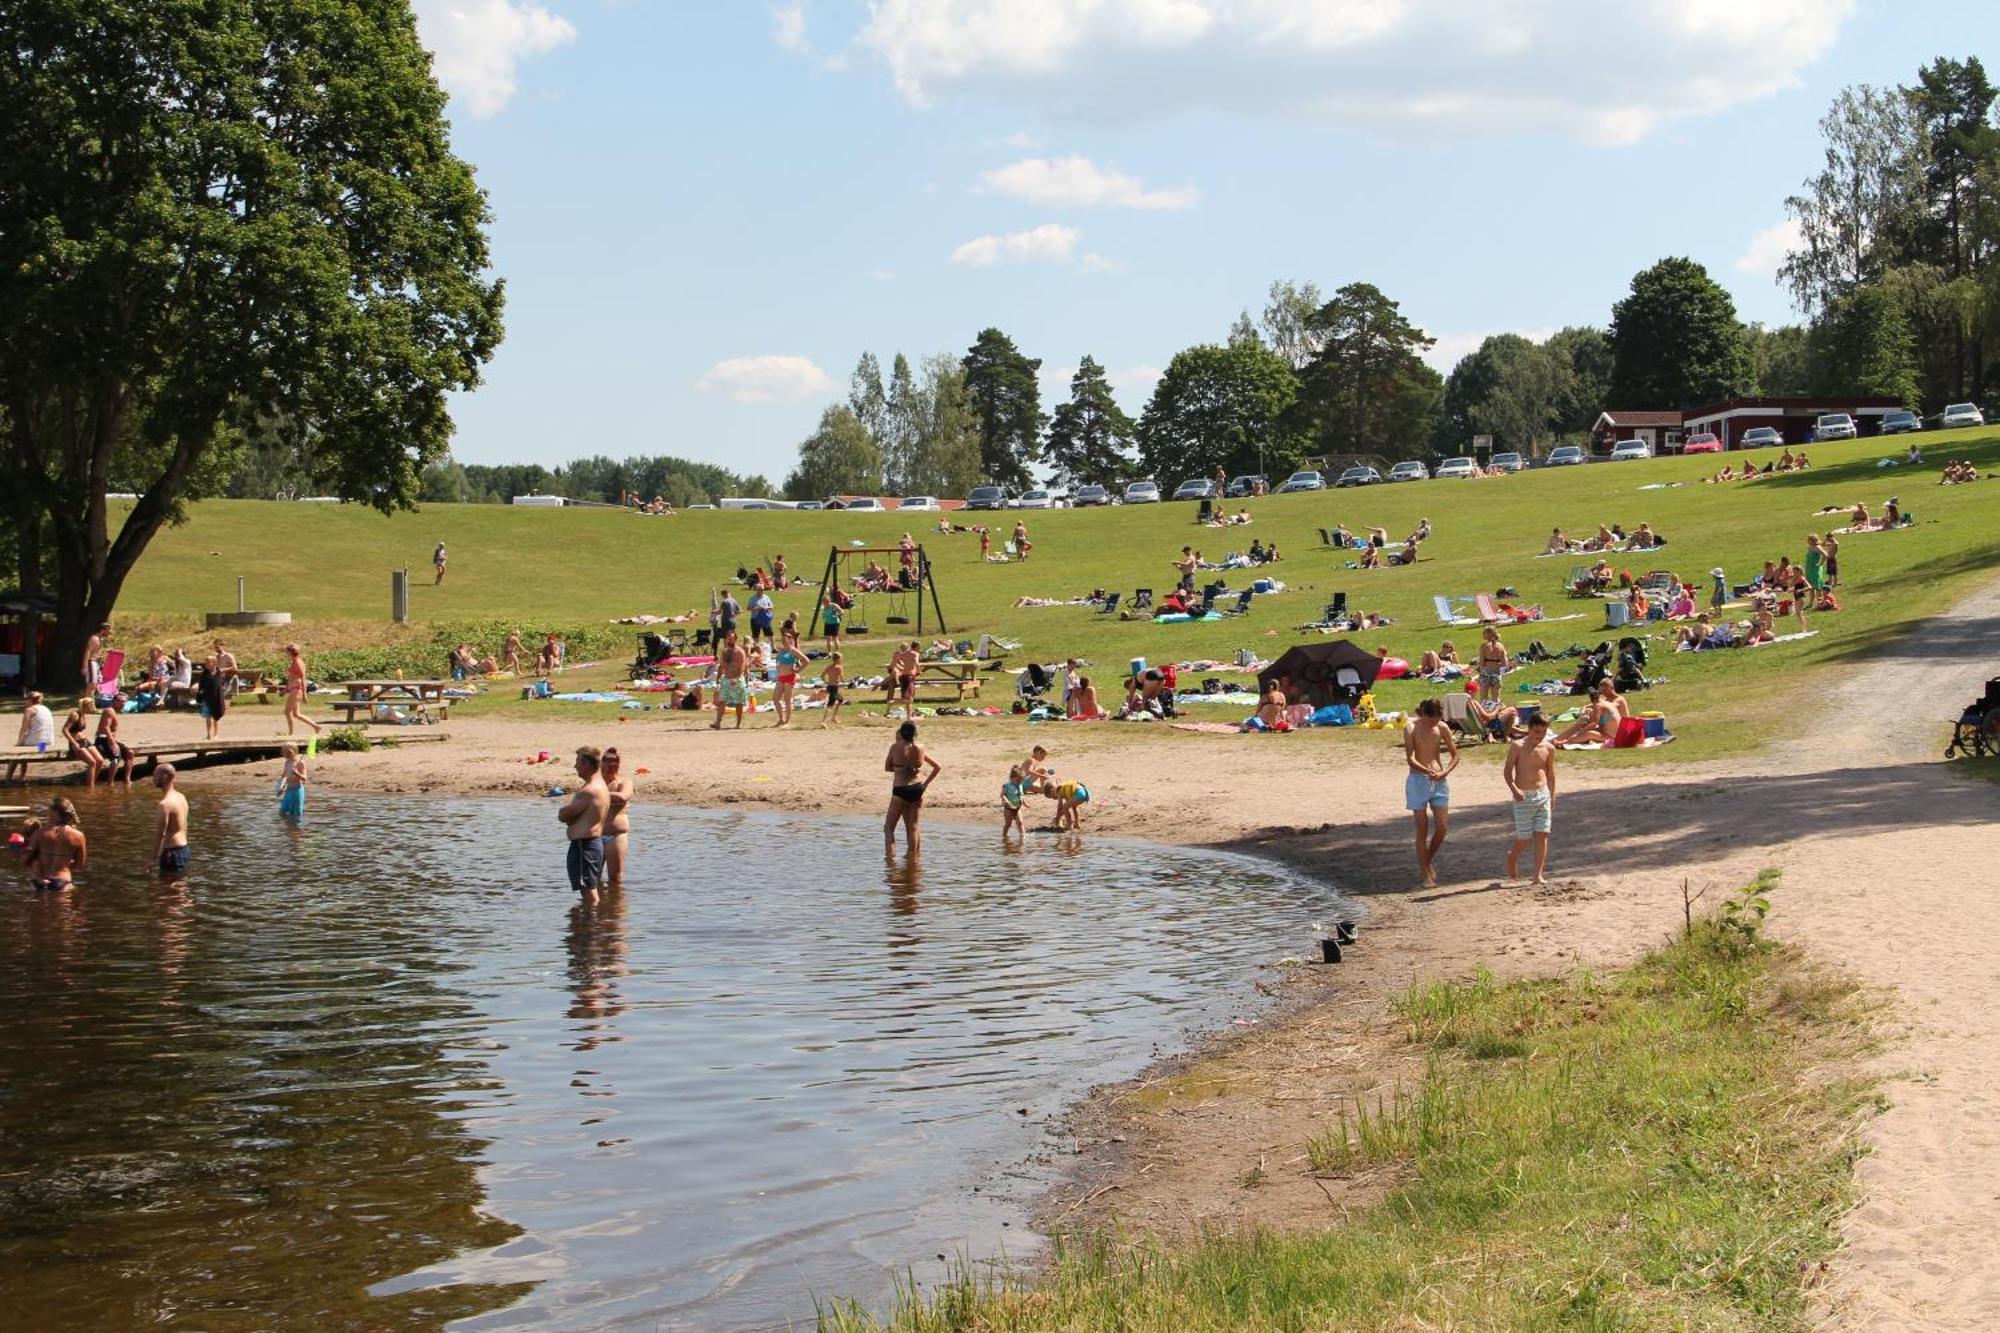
0, 789, 1349, 1330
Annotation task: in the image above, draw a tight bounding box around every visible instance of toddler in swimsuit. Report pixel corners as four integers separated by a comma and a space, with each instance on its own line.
1001, 765, 1027, 834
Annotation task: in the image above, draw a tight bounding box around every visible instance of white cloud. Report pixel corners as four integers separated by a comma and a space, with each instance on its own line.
850, 0, 1854, 144
697, 355, 837, 404
949, 223, 1081, 266
413, 0, 575, 119
1078, 252, 1121, 272
1421, 327, 1558, 373
1736, 217, 1803, 276
1114, 363, 1163, 391
772, 2, 808, 52
977, 155, 1200, 210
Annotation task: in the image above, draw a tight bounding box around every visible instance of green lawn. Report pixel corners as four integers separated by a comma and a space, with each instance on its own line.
108, 427, 2000, 760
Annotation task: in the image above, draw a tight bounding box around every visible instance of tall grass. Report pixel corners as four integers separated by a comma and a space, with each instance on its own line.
822, 883, 1875, 1331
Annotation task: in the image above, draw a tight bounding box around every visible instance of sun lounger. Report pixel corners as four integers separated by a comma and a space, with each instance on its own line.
1474, 594, 1505, 622
1433, 594, 1479, 627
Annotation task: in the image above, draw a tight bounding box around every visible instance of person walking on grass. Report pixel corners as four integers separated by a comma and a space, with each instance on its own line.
1403, 697, 1457, 888
884, 721, 941, 856
712, 632, 748, 729
154, 765, 190, 879
1504, 714, 1558, 885
282, 643, 321, 736
433, 541, 448, 585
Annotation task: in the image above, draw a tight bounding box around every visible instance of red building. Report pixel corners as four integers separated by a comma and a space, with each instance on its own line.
1679, 397, 1907, 448
1591, 409, 1684, 454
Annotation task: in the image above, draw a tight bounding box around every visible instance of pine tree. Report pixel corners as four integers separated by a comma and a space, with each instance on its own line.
960, 328, 1044, 489
1044, 357, 1137, 486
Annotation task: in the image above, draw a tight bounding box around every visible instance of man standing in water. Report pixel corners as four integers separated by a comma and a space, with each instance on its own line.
1504, 713, 1558, 885
884, 721, 942, 855
1403, 697, 1458, 888
712, 632, 749, 729
26, 797, 87, 892
154, 764, 190, 878
557, 745, 611, 903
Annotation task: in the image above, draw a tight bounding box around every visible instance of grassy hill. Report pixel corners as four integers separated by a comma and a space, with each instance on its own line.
107, 427, 2000, 761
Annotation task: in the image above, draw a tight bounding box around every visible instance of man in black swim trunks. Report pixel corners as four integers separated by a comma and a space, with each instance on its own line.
884, 721, 942, 855
556, 746, 611, 903
154, 764, 190, 878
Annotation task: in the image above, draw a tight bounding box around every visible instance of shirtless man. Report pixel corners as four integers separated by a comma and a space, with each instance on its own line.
1475, 626, 1508, 705
557, 745, 611, 903
213, 640, 238, 702
1504, 714, 1558, 884
1173, 546, 1199, 592
886, 642, 919, 721
884, 721, 942, 855
712, 632, 749, 729
26, 797, 87, 892
82, 624, 108, 695
154, 764, 190, 878
1403, 698, 1458, 887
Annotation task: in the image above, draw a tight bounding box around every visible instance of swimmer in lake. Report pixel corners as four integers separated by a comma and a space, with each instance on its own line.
154, 764, 190, 878
557, 745, 612, 903
884, 721, 941, 855
26, 797, 86, 892
602, 746, 632, 890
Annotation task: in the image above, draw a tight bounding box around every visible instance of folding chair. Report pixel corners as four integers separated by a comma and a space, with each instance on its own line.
1475, 594, 1505, 622
94, 649, 127, 701
1325, 591, 1348, 622
1439, 690, 1485, 743
692, 627, 713, 650
1318, 527, 1337, 548
1224, 589, 1255, 615
1133, 588, 1154, 610
1097, 591, 1121, 615
1197, 588, 1219, 616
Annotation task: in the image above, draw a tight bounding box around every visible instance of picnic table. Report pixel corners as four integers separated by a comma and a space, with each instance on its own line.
327, 678, 453, 723
903, 660, 982, 703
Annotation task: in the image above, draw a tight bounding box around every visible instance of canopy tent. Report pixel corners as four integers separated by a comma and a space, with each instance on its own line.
1258, 641, 1382, 709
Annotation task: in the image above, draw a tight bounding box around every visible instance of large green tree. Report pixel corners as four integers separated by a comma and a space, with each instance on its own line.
905, 354, 986, 499
1043, 357, 1136, 486
1543, 326, 1614, 437
1436, 334, 1569, 455
1136, 342, 1305, 483
1289, 282, 1441, 459
0, 0, 503, 685
1808, 284, 1920, 404
1780, 85, 1925, 311
1607, 258, 1754, 409
1259, 278, 1325, 370
782, 405, 882, 500
960, 328, 1044, 489
1744, 323, 1814, 396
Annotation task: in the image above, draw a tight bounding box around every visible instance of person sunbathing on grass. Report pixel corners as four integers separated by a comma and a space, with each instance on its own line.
1744, 610, 1777, 645
1675, 614, 1714, 650
1555, 679, 1627, 747
1544, 527, 1570, 555
1355, 543, 1382, 570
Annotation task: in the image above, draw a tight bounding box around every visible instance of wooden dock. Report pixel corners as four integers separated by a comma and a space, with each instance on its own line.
0, 731, 450, 784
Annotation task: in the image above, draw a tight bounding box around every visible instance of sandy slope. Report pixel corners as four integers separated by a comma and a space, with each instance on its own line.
35, 581, 2000, 1328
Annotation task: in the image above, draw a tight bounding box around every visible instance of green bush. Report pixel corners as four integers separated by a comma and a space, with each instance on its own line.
321, 726, 371, 752
243, 620, 629, 684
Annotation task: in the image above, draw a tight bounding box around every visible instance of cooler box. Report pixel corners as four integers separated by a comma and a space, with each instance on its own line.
1130, 656, 1147, 678
1517, 703, 1541, 726
1642, 714, 1667, 739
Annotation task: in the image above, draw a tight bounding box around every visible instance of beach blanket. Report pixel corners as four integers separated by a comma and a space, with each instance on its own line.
1153, 612, 1226, 623
1558, 734, 1676, 750
550, 691, 635, 703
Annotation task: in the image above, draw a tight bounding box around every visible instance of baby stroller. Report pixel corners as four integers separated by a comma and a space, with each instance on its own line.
1945, 677, 2000, 759
1615, 636, 1648, 692
1017, 662, 1057, 705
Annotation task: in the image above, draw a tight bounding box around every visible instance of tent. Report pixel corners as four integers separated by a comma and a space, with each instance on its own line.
1258, 641, 1382, 709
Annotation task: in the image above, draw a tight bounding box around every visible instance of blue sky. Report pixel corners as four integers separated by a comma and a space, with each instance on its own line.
414, 1, 1980, 480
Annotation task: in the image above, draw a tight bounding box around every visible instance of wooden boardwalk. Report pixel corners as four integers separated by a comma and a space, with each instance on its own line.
1, 731, 449, 784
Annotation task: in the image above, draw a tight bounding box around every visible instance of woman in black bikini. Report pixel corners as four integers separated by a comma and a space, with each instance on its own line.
884, 721, 942, 855
63, 703, 104, 789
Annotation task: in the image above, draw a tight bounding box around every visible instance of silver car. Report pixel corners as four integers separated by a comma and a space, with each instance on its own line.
1123, 480, 1161, 504
1940, 402, 1985, 429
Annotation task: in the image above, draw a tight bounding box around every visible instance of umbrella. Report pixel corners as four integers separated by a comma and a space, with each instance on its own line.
1258, 641, 1382, 709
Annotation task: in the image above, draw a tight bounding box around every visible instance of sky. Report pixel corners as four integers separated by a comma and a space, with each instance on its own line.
413, 0, 1983, 480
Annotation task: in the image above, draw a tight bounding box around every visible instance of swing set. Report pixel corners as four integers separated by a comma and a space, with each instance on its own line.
811, 544, 948, 637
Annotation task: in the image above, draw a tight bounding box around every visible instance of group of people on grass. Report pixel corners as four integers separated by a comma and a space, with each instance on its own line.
1543, 521, 1665, 555
1702, 450, 1812, 484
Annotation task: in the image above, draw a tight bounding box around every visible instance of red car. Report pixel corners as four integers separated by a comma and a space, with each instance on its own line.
1682, 432, 1723, 454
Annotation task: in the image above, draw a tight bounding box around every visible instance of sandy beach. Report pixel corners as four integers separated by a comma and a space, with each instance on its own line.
32, 576, 2000, 1329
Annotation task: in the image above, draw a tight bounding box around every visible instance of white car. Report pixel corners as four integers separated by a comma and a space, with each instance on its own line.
1940, 402, 1985, 429
1123, 480, 1161, 504
1610, 439, 1652, 462
897, 495, 938, 511
1815, 413, 1857, 441
842, 497, 883, 510
1434, 456, 1477, 479
1387, 460, 1429, 482
1017, 489, 1056, 509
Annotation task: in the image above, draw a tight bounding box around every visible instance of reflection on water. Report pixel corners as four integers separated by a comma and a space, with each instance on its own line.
0, 790, 1347, 1331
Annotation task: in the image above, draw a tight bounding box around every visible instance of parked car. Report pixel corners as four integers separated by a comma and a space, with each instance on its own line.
898, 495, 939, 511
1123, 480, 1161, 504
1815, 412, 1858, 441
1172, 478, 1217, 501
1017, 489, 1058, 509
1488, 451, 1526, 473
1879, 409, 1923, 435
843, 497, 884, 510
1739, 426, 1783, 449
1545, 445, 1586, 467
1334, 466, 1381, 488
1224, 474, 1268, 498
794, 500, 825, 510
1276, 470, 1326, 493
965, 485, 1009, 510
1682, 432, 1723, 455
1609, 439, 1652, 462
1387, 460, 1430, 482
1940, 402, 1985, 429
1072, 483, 1111, 506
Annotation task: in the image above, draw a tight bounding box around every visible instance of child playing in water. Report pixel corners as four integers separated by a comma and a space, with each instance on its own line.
278, 743, 308, 819
1051, 778, 1091, 830
1001, 765, 1027, 835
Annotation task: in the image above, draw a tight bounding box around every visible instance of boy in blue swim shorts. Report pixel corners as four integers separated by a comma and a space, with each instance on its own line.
1403, 698, 1458, 888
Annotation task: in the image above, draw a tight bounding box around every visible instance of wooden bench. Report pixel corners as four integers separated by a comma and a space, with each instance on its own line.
325, 697, 449, 723
911, 661, 981, 702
